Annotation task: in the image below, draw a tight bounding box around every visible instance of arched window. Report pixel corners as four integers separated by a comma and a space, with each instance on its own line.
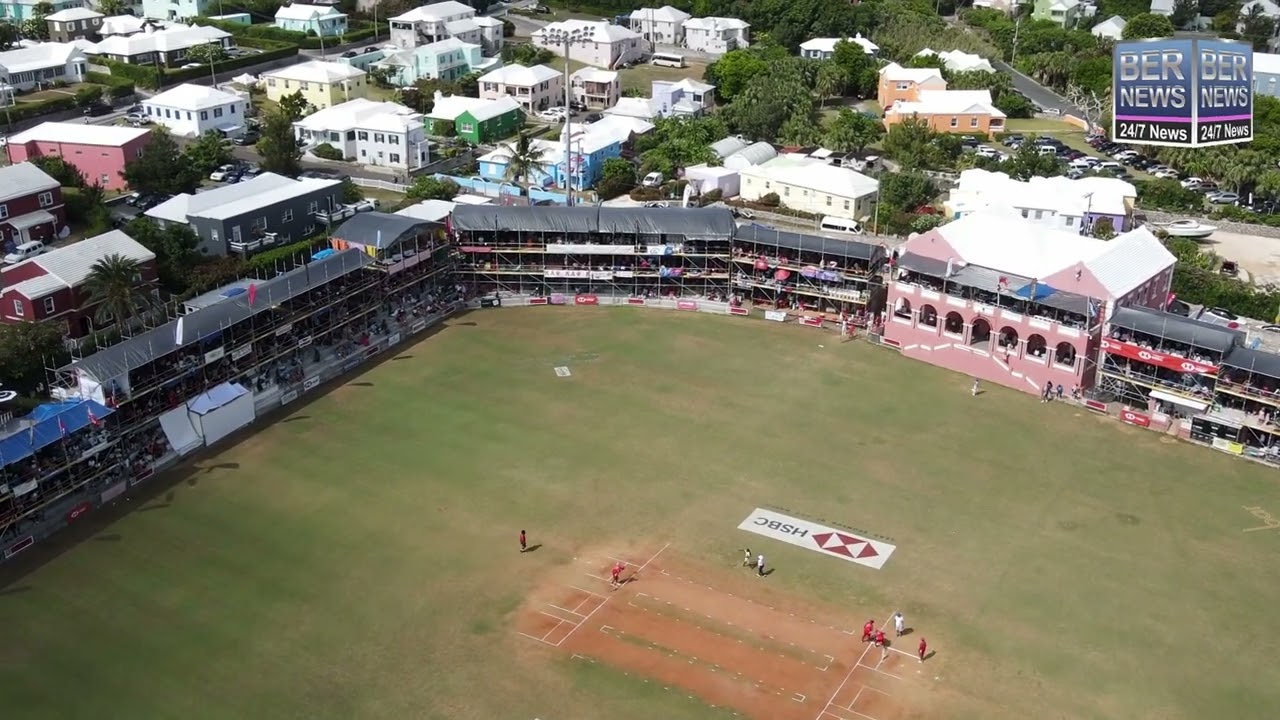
1055, 341, 1077, 367
997, 326, 1019, 350
894, 297, 912, 319
1027, 334, 1048, 359
944, 311, 964, 335
919, 305, 938, 327
971, 318, 992, 346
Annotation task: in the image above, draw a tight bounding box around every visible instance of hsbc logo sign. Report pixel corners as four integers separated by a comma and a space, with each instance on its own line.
738, 508, 896, 570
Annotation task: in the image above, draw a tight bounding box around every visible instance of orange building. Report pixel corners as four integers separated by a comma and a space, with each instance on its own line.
882, 90, 1007, 137
876, 62, 946, 109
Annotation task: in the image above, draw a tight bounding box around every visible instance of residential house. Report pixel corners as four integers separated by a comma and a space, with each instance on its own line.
571, 67, 620, 109
262, 60, 367, 110
738, 155, 878, 220
388, 1, 503, 56
477, 121, 625, 190
532, 20, 644, 70
681, 17, 748, 55
293, 98, 429, 170
0, 229, 156, 338
800, 35, 876, 60
0, 42, 87, 91
99, 14, 155, 36
86, 23, 233, 67
1092, 15, 1126, 40
972, 0, 1027, 11
914, 48, 994, 73
1032, 0, 1084, 27
945, 169, 1137, 233
710, 136, 749, 161
141, 0, 214, 20
559, 114, 653, 153
721, 141, 776, 172
142, 83, 249, 138
1257, 52, 1280, 99
651, 78, 714, 117
5, 122, 151, 191
603, 96, 657, 121
0, 163, 65, 250
45, 8, 104, 43
877, 62, 947, 108
684, 164, 739, 198
426, 93, 524, 142
0, 0, 83, 21
1149, 0, 1176, 16
145, 172, 343, 255
373, 37, 489, 86
883, 89, 1006, 136
477, 63, 563, 113
274, 4, 348, 37
629, 5, 690, 45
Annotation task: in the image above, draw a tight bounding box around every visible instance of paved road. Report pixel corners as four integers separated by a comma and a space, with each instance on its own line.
992, 59, 1083, 119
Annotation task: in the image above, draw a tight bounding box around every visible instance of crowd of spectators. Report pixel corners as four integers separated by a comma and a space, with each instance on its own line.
1108, 327, 1224, 366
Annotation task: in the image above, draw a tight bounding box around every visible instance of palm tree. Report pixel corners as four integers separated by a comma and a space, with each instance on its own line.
502, 132, 549, 186
82, 254, 155, 329
814, 64, 848, 108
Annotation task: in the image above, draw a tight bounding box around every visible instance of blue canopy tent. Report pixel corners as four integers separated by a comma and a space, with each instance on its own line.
0, 400, 114, 468
1013, 282, 1056, 301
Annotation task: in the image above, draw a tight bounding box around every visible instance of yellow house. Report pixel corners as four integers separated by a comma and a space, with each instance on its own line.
262, 61, 369, 110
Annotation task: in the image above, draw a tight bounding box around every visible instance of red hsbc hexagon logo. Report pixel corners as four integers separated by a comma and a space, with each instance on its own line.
737, 508, 895, 570
812, 532, 880, 559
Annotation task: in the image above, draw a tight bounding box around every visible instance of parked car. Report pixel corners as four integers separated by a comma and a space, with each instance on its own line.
1180, 177, 1204, 189
1207, 191, 1239, 204
644, 201, 669, 208
82, 103, 112, 117
641, 171, 664, 187
1002, 134, 1024, 147
732, 207, 755, 219
3, 241, 47, 265
125, 112, 150, 125
234, 130, 260, 146
350, 199, 380, 213
209, 164, 237, 182
537, 108, 566, 122
1220, 260, 1239, 277
1153, 169, 1179, 180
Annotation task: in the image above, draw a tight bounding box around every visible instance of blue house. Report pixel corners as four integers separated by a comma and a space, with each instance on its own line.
372, 38, 495, 87
274, 3, 348, 37
477, 125, 625, 191
1, 0, 83, 21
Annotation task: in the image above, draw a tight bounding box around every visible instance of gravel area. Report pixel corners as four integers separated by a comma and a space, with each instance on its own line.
1201, 229, 1280, 286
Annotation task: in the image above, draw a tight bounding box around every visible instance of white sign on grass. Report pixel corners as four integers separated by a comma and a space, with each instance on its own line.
737, 508, 896, 570
554, 366, 571, 377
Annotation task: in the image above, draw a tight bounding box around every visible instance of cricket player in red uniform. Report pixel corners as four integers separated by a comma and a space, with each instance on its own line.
862, 620, 875, 643
918, 637, 928, 662
519, 530, 527, 552
874, 630, 886, 647
610, 562, 625, 588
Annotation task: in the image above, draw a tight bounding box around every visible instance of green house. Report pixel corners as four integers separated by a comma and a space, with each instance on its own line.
455, 97, 524, 144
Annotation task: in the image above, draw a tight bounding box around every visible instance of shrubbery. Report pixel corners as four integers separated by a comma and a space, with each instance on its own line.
247, 237, 330, 272
191, 17, 376, 50
312, 143, 345, 161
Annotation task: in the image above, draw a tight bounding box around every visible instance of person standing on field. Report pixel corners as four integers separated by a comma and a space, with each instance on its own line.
893, 612, 905, 637
862, 619, 875, 643
743, 548, 752, 567
610, 562, 625, 588
519, 530, 527, 552
756, 553, 765, 577
971, 378, 980, 396
919, 637, 928, 662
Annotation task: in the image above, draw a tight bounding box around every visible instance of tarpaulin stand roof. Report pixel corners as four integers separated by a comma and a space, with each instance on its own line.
733, 223, 885, 262
1109, 305, 1242, 353
450, 206, 738, 237
187, 383, 249, 415
0, 400, 114, 467
1222, 346, 1280, 380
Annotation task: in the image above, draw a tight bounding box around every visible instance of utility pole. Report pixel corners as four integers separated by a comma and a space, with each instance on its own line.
563, 35, 573, 206
1011, 14, 1022, 65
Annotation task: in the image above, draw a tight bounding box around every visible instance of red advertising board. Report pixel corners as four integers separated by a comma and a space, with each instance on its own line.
1100, 338, 1217, 375
574, 294, 599, 306
728, 306, 749, 316
800, 316, 824, 328
4, 536, 33, 559
1121, 409, 1151, 428
627, 297, 646, 305
676, 300, 698, 311
880, 337, 901, 348
1084, 399, 1108, 413
458, 246, 493, 253
527, 297, 549, 305
67, 501, 91, 523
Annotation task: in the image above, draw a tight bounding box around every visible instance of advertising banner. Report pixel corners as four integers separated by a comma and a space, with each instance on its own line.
458, 246, 493, 253
589, 271, 614, 280
479, 297, 501, 308
230, 344, 253, 361
281, 390, 300, 405
410, 319, 428, 333
131, 466, 154, 484
1085, 399, 1108, 413
545, 269, 592, 279
388, 332, 402, 346
627, 297, 646, 306
342, 357, 363, 373
527, 297, 549, 306
366, 345, 380, 360
880, 337, 901, 348
203, 347, 225, 365
764, 310, 788, 322
549, 294, 567, 305
800, 316, 825, 328
729, 306, 749, 316
574, 294, 599, 306
303, 376, 320, 391
298, 336, 313, 349
101, 481, 127, 504
1121, 409, 1152, 428
275, 323, 293, 337
67, 501, 91, 523
4, 536, 33, 559
547, 244, 635, 255
614, 271, 635, 278
676, 300, 698, 311
737, 508, 896, 570
1212, 437, 1245, 455
1099, 338, 1217, 374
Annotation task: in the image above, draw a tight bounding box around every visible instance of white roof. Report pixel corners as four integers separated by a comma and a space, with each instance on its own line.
933, 209, 1174, 299
1092, 15, 1126, 36
670, 77, 714, 94
888, 89, 1005, 118
741, 155, 878, 199
801, 35, 877, 54
148, 173, 340, 224
725, 141, 776, 167
295, 98, 423, 133
453, 194, 493, 205
396, 200, 455, 222
630, 5, 690, 21
390, 1, 475, 22
445, 18, 480, 35
0, 42, 85, 73
466, 95, 521, 122
45, 7, 103, 21
426, 93, 490, 121
7, 121, 149, 147
603, 96, 656, 120
535, 19, 640, 44
478, 63, 560, 87
89, 24, 230, 57
710, 136, 749, 158
99, 15, 148, 36
914, 48, 994, 73
682, 16, 749, 31
1256, 52, 1280, 75
0, 162, 59, 203
275, 4, 345, 20
263, 60, 365, 84
952, 169, 1135, 217
146, 83, 244, 111
684, 163, 736, 180
878, 62, 944, 84
8, 230, 154, 299
572, 67, 619, 84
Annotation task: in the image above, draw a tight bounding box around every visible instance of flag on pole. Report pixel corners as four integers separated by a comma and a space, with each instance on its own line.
247, 283, 257, 307
1087, 298, 1100, 319
174, 315, 186, 346
945, 258, 954, 277
997, 276, 1009, 291
58, 416, 67, 437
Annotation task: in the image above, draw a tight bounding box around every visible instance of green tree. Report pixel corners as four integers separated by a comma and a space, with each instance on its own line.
703, 48, 770, 102
122, 128, 201, 196
82, 254, 157, 329
830, 40, 879, 98
30, 155, 86, 188
1241, 5, 1279, 50
881, 117, 961, 171
635, 115, 727, 177
1170, 0, 1199, 27
814, 62, 848, 107
277, 90, 311, 121
96, 0, 128, 14
720, 61, 811, 142
19, 1, 54, 40
340, 178, 364, 204
125, 217, 200, 293
1121, 13, 1176, 39
0, 322, 67, 395
1001, 135, 1065, 180
822, 109, 883, 152
1097, 0, 1155, 19
183, 130, 233, 175
597, 157, 637, 199
879, 172, 937, 213
406, 176, 460, 201
65, 183, 110, 234
501, 133, 549, 184
1138, 178, 1211, 211
184, 42, 225, 65
257, 109, 303, 176
1091, 216, 1117, 240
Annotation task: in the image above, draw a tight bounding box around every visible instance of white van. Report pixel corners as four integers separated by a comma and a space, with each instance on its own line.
3, 240, 47, 264
641, 171, 664, 188
819, 216, 864, 235
651, 52, 686, 68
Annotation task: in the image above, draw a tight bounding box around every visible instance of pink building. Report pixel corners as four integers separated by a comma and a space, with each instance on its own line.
883, 210, 1176, 397
5, 122, 152, 191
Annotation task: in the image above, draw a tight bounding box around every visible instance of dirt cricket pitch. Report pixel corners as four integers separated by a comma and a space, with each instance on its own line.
517, 545, 927, 720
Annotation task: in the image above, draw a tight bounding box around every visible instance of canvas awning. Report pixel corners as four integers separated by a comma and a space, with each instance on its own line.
7, 210, 56, 230
1149, 389, 1208, 411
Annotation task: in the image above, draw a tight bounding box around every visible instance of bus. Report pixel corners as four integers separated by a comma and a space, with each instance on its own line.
651, 52, 687, 68
819, 216, 865, 235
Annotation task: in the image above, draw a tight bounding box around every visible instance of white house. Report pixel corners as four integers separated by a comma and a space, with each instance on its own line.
801, 35, 876, 60
739, 155, 878, 220
532, 20, 644, 70
680, 17, 748, 55
294, 98, 428, 170
477, 63, 563, 113
914, 48, 995, 73
141, 83, 250, 138
99, 14, 154, 37
0, 42, 87, 90
571, 67, 620, 109
945, 168, 1138, 232
651, 78, 714, 117
629, 5, 689, 45
1092, 15, 1126, 40
87, 23, 232, 66
603, 96, 657, 121
387, 0, 503, 56
274, 4, 349, 38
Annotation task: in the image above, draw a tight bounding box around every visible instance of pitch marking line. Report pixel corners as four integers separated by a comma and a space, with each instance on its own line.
549, 604, 587, 618
857, 662, 904, 680
569, 585, 608, 600
885, 646, 915, 659
555, 543, 670, 648
813, 614, 893, 720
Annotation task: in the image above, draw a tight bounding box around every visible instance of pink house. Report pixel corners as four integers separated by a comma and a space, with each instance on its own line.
883, 210, 1176, 397
5, 122, 152, 191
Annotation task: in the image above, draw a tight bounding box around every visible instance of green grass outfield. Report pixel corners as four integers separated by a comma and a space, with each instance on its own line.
2, 308, 1280, 720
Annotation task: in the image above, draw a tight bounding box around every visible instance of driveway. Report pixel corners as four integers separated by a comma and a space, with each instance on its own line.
992, 60, 1083, 118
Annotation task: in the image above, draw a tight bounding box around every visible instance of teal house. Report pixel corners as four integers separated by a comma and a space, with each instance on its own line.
273, 3, 348, 37
373, 37, 495, 87
0, 0, 84, 21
